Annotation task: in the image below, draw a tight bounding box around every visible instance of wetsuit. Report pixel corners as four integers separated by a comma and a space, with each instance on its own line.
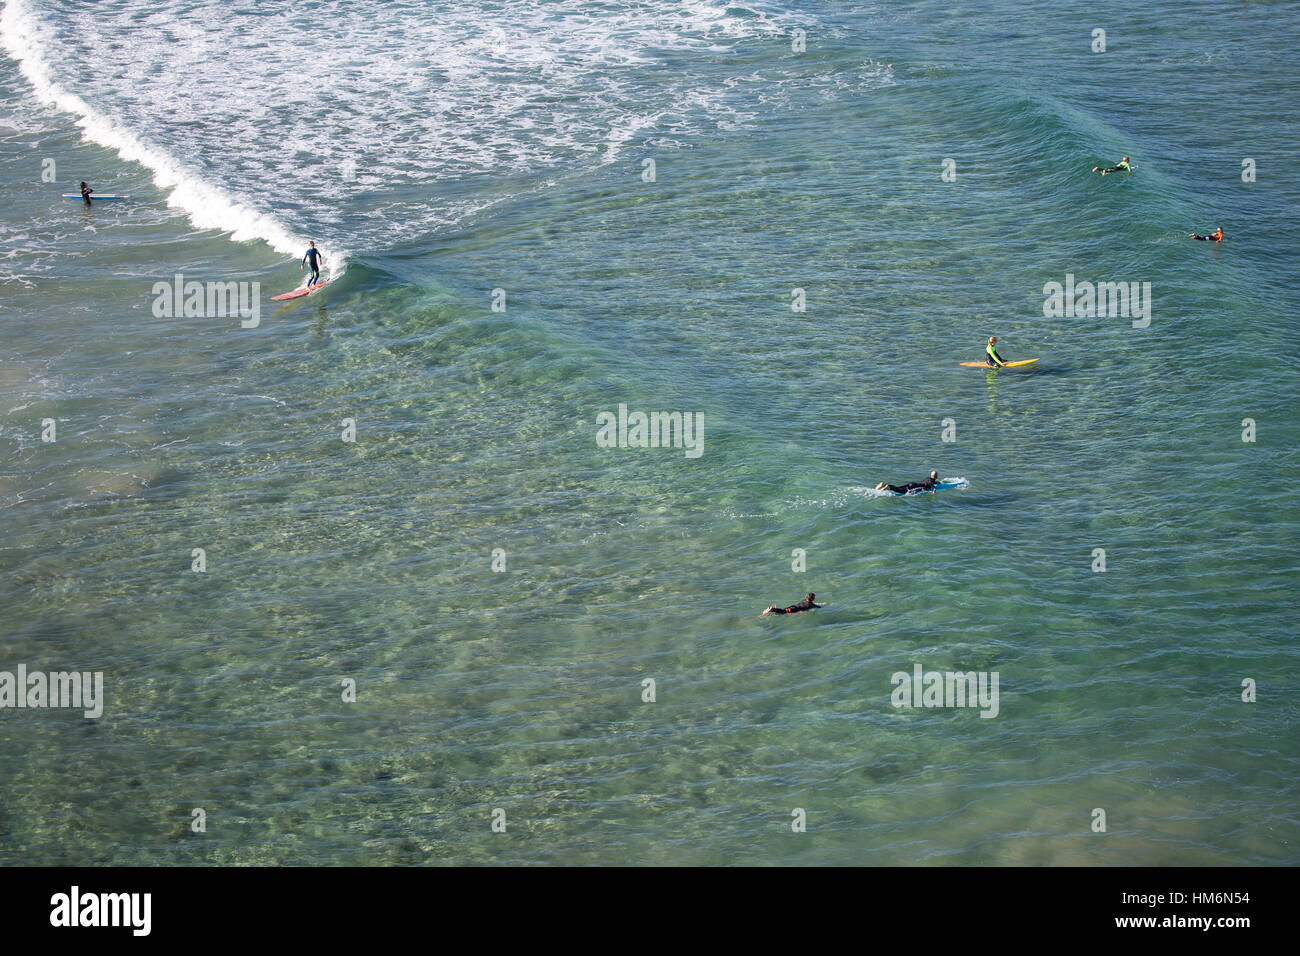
303, 247, 323, 285
882, 476, 939, 495
986, 342, 1007, 367
1191, 230, 1223, 242
768, 597, 820, 614
80, 184, 93, 207
1098, 160, 1132, 174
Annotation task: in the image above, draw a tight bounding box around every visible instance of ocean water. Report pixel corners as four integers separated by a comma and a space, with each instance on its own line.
0, 0, 1297, 865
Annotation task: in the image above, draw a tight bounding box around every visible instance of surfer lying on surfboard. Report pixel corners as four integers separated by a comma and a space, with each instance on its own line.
1092, 156, 1132, 175
761, 592, 826, 616
875, 470, 941, 495
1189, 227, 1223, 242
302, 240, 325, 286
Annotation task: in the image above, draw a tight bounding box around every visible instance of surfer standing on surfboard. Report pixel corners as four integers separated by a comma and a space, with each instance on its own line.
79, 181, 93, 207
985, 336, 1008, 367
302, 240, 325, 287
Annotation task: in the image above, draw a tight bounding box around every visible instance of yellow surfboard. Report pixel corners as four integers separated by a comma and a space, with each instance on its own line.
959, 358, 1040, 368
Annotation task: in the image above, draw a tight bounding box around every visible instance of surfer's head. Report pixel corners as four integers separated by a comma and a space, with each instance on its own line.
805, 593, 815, 602
988, 336, 997, 344
80, 181, 87, 188
308, 240, 316, 247
930, 470, 939, 480
1122, 156, 1129, 162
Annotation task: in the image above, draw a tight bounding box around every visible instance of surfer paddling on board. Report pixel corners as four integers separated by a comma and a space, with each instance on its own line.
302, 241, 325, 287
984, 336, 1008, 367
79, 182, 93, 207
1092, 156, 1132, 176
875, 470, 941, 495
1189, 227, 1224, 242
761, 592, 826, 616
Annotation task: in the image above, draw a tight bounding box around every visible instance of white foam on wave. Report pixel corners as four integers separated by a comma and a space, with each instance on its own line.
1, 0, 835, 251
0, 0, 345, 277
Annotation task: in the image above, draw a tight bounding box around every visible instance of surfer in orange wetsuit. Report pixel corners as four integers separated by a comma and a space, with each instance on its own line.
1189, 227, 1223, 242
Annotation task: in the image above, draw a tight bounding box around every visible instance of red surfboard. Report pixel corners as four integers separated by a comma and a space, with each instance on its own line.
271, 281, 329, 301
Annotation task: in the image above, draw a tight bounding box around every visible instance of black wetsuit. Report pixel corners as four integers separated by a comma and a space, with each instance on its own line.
303, 247, 323, 284
80, 184, 92, 207
1191, 233, 1222, 242
985, 348, 1007, 367
883, 477, 939, 495
769, 598, 820, 615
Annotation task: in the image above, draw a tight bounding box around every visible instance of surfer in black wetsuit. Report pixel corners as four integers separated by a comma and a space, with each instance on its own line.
79, 182, 93, 207
875, 470, 941, 494
762, 592, 825, 616
302, 241, 325, 286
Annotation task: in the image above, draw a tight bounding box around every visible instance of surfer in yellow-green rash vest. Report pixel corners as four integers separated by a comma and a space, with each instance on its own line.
302, 240, 325, 286
1092, 156, 1132, 175
985, 336, 1007, 367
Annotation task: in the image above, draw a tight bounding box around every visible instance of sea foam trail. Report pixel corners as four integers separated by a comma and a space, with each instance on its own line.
0, 0, 344, 279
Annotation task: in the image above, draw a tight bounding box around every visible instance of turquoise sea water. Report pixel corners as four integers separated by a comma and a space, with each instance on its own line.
1, 0, 1297, 865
